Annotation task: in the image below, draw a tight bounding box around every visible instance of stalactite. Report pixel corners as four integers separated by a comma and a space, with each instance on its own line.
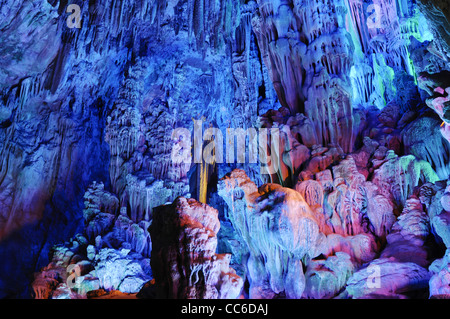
199, 160, 208, 204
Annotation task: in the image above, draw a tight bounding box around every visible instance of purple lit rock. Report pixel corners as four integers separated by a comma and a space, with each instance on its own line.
429, 250, 450, 298
345, 258, 430, 299
218, 169, 323, 298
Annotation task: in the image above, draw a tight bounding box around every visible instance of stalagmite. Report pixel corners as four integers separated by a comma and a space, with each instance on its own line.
150, 197, 243, 299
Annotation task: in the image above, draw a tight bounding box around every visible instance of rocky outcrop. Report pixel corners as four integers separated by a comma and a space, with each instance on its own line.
345, 258, 431, 299
218, 140, 439, 299
150, 197, 243, 299
429, 249, 450, 298
419, 181, 450, 298
31, 183, 152, 298
219, 171, 322, 298
418, 0, 450, 63
344, 195, 433, 298
403, 114, 450, 180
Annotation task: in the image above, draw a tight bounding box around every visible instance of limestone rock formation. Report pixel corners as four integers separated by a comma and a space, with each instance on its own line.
3, 0, 450, 301
150, 197, 243, 299
345, 258, 431, 299
429, 249, 450, 298
31, 183, 152, 298
344, 195, 433, 298
218, 152, 439, 298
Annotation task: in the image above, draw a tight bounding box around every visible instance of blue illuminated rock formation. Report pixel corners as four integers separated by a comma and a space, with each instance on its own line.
1, 0, 450, 299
